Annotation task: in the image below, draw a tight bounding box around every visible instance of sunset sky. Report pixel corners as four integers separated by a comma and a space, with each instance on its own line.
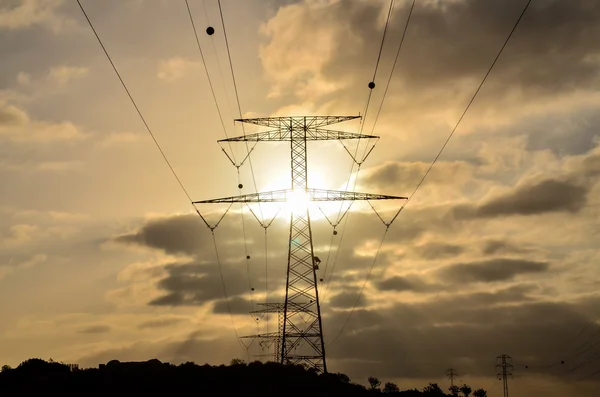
1, 0, 600, 396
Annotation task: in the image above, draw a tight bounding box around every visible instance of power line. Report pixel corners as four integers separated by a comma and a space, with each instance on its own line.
323, 0, 414, 298
216, 0, 263, 217
359, 0, 396, 133
186, 0, 257, 313
184, 0, 236, 161
211, 230, 244, 348
406, 0, 532, 204
329, 227, 389, 347
329, 0, 532, 345
76, 0, 193, 203
76, 0, 243, 350
370, 0, 416, 135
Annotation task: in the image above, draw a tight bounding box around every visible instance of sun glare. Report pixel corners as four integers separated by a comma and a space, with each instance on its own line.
287, 189, 310, 213
245, 168, 346, 221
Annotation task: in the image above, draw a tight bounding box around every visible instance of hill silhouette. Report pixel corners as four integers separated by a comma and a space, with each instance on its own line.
0, 358, 489, 396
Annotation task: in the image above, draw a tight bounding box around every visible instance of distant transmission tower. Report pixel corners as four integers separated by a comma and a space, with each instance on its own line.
241, 303, 285, 362
496, 354, 513, 397
446, 368, 458, 388
194, 116, 406, 372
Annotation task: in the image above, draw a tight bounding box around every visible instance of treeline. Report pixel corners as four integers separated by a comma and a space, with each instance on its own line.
0, 358, 487, 396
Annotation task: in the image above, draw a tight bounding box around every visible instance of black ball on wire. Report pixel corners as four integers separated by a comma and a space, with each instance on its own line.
246, 255, 250, 260
238, 183, 243, 189
206, 26, 215, 35
368, 81, 375, 89
251, 288, 254, 291
333, 230, 338, 235
320, 278, 323, 282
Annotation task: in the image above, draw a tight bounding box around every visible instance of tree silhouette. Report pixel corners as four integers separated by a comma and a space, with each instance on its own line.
459, 384, 472, 397
423, 383, 445, 396
449, 385, 460, 396
473, 389, 487, 397
0, 357, 490, 396
383, 381, 400, 393
229, 358, 246, 366
336, 372, 351, 383
368, 376, 381, 390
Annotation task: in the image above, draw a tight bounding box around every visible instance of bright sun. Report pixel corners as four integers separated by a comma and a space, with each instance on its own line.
286, 189, 310, 213
246, 170, 337, 221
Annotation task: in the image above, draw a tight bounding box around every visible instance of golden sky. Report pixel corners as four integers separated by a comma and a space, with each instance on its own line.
1, 0, 600, 396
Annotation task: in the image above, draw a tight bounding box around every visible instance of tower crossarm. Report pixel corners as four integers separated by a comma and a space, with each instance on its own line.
218, 129, 379, 142
251, 302, 311, 314
193, 188, 407, 204
240, 332, 320, 339
234, 115, 360, 129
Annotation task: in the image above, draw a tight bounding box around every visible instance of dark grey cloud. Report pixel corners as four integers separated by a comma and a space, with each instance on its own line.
78, 325, 111, 334
478, 179, 588, 217
325, 292, 600, 386
361, 161, 472, 193
435, 258, 550, 284
114, 214, 209, 256
315, 0, 600, 100
481, 239, 537, 256
137, 317, 189, 330
412, 241, 464, 260
148, 260, 252, 307
212, 296, 256, 315
376, 274, 440, 293
329, 289, 367, 309
453, 177, 590, 219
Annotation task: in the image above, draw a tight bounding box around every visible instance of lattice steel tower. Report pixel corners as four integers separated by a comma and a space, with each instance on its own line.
194, 116, 406, 372
496, 354, 513, 397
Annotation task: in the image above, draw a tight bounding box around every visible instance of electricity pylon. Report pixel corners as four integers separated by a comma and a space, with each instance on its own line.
496, 354, 513, 397
241, 302, 286, 362
446, 368, 458, 388
194, 116, 406, 372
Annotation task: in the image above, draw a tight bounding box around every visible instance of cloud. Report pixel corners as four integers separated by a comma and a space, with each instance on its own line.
0, 101, 87, 143
99, 131, 142, 147
329, 289, 368, 309
148, 260, 251, 307
0, 0, 66, 31
453, 177, 590, 219
260, 0, 600, 133
76, 332, 241, 369
17, 253, 47, 269
434, 258, 550, 284
259, 0, 350, 99
1, 224, 40, 246
361, 160, 474, 193
326, 293, 600, 384
16, 71, 31, 85
481, 239, 537, 256
114, 214, 207, 256
0, 102, 29, 125
376, 274, 439, 294
212, 296, 255, 315
48, 65, 88, 86
137, 317, 189, 330
411, 241, 464, 260
78, 325, 111, 334
157, 57, 200, 82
